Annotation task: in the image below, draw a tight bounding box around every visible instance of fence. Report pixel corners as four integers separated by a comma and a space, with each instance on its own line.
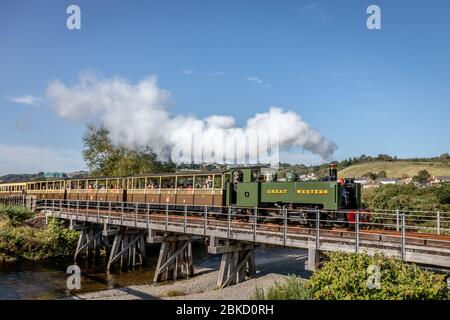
36, 198, 450, 267
0, 195, 25, 207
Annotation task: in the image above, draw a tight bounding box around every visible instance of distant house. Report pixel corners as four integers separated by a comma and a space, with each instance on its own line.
378, 178, 401, 185
299, 173, 317, 181
354, 177, 371, 185
402, 177, 413, 184
430, 176, 450, 184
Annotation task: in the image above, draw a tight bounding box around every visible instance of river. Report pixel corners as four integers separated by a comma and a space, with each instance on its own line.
0, 242, 218, 300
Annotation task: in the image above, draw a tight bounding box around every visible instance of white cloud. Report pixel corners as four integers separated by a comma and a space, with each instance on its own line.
45, 73, 337, 164
302, 3, 318, 12
210, 72, 225, 77
8, 95, 42, 106
183, 69, 193, 75
0, 144, 85, 175
248, 76, 270, 87
248, 76, 263, 84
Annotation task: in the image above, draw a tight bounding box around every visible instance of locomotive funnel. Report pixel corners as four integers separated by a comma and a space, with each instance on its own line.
329, 163, 337, 181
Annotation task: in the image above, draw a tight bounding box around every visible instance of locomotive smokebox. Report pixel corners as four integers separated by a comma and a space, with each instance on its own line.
329, 163, 337, 181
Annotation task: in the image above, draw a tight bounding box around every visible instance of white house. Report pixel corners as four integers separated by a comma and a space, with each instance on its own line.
430, 176, 450, 184
378, 178, 401, 185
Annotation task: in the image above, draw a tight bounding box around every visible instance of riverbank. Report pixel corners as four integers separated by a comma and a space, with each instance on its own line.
71, 247, 310, 300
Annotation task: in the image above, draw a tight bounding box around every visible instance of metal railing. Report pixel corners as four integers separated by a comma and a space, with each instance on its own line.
36, 198, 450, 263
0, 195, 25, 207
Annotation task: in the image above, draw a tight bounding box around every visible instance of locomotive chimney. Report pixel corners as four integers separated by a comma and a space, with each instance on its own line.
329, 163, 337, 181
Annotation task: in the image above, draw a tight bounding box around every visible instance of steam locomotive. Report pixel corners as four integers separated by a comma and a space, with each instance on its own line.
0, 164, 367, 225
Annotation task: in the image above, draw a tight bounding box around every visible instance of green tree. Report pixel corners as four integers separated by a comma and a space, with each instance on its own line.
413, 169, 431, 184
363, 172, 378, 180
377, 170, 387, 179
436, 183, 450, 205
82, 126, 175, 176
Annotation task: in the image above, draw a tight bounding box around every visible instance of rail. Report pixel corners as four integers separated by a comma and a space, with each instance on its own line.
36, 198, 450, 268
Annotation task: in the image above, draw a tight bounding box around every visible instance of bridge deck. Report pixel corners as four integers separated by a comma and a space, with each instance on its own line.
37, 199, 450, 269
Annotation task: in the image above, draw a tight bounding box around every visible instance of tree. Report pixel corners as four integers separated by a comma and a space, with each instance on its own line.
377, 170, 387, 179
82, 126, 175, 176
436, 183, 450, 205
376, 154, 393, 161
363, 172, 378, 180
413, 169, 431, 184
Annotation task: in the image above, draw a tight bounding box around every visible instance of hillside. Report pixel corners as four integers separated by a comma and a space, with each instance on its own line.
338, 161, 450, 179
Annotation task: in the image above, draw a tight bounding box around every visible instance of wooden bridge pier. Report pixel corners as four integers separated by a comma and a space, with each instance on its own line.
153, 233, 194, 282
106, 227, 147, 271
208, 237, 256, 288
72, 222, 109, 260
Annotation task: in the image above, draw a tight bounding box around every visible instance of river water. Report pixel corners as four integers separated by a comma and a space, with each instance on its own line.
0, 242, 217, 300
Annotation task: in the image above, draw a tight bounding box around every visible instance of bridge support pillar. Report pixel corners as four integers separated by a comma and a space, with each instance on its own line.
208, 237, 256, 288
305, 241, 323, 272
106, 227, 147, 271
153, 233, 194, 282
25, 195, 36, 211
74, 223, 108, 261
147, 229, 163, 244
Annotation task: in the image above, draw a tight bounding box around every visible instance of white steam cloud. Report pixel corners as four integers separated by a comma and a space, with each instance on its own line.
46, 73, 337, 164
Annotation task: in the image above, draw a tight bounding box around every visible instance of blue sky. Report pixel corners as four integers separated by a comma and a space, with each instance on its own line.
0, 0, 449, 174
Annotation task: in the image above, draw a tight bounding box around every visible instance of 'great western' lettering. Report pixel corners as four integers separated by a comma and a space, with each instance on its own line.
296, 189, 329, 195
266, 189, 288, 194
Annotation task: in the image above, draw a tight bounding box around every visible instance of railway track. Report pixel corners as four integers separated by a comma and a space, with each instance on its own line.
44, 205, 450, 250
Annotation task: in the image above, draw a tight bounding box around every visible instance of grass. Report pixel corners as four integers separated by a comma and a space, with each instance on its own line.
338, 161, 450, 178
254, 275, 311, 300
0, 204, 34, 226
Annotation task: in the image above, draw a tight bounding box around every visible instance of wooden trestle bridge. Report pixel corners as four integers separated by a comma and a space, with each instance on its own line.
5, 196, 450, 288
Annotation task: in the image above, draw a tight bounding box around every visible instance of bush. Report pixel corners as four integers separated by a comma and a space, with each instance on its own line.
362, 184, 450, 212
0, 205, 34, 226
309, 252, 448, 300
255, 275, 312, 300
0, 217, 78, 262
256, 253, 448, 300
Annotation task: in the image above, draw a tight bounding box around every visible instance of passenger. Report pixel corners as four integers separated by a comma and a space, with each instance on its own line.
205, 176, 213, 189
233, 172, 242, 191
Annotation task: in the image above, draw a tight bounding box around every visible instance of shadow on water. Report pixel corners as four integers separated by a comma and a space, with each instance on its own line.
0, 241, 217, 300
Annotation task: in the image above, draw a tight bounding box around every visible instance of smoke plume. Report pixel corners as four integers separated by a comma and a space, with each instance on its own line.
46, 73, 337, 164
